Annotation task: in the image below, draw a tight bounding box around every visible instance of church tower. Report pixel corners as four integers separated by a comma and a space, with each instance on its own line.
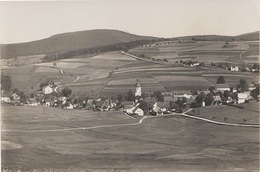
135, 78, 142, 97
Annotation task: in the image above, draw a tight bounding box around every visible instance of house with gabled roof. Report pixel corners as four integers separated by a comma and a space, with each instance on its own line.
125, 103, 144, 116
1, 92, 11, 103
28, 98, 38, 106
42, 85, 53, 95
237, 93, 249, 104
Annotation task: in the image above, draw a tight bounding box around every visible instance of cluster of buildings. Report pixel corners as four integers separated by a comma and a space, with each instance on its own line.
1, 77, 258, 117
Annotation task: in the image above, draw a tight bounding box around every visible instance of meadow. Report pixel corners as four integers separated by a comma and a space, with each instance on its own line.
2, 104, 259, 171
130, 41, 252, 65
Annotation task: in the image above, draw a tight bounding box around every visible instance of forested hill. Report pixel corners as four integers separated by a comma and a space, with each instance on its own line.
1, 29, 156, 59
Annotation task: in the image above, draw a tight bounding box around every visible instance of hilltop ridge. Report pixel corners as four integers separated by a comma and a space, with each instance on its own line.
1, 29, 156, 58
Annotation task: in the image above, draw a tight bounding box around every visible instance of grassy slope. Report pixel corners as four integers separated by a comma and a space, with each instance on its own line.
187, 102, 260, 124
2, 105, 259, 170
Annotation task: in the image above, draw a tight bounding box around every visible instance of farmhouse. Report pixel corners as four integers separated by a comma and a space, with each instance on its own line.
11, 93, 20, 101
230, 66, 239, 71
42, 85, 53, 94
1, 92, 11, 103
237, 93, 249, 104
125, 104, 144, 116
215, 83, 230, 92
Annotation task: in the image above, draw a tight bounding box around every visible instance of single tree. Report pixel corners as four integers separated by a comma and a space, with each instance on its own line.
205, 93, 214, 106
126, 90, 135, 101
195, 92, 206, 106
1, 75, 12, 92
153, 91, 164, 102
238, 79, 248, 92
61, 87, 72, 97
217, 76, 225, 84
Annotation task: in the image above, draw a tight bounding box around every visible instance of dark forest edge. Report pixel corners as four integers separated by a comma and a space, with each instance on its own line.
41, 39, 161, 62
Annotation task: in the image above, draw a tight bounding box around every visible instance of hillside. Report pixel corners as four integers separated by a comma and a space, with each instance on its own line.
1, 29, 156, 59
175, 31, 259, 41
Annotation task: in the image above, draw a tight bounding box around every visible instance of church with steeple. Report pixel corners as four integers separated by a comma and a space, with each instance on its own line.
135, 78, 142, 102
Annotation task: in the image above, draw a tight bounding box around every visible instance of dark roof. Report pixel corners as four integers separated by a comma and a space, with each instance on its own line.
157, 102, 170, 108
95, 101, 104, 107
144, 97, 157, 104
121, 101, 134, 106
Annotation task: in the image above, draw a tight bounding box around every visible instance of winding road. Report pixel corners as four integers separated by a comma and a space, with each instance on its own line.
2, 109, 259, 133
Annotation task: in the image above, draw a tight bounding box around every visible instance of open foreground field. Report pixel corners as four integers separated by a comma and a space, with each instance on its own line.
1, 104, 259, 171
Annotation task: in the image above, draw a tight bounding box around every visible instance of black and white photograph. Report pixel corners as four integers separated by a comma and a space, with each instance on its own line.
1, 0, 260, 171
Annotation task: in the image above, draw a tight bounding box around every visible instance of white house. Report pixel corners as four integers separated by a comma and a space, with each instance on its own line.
125, 103, 144, 116
42, 85, 53, 94
230, 66, 239, 71
237, 93, 249, 104
192, 62, 200, 67
1, 96, 10, 103
11, 93, 20, 101
65, 103, 74, 110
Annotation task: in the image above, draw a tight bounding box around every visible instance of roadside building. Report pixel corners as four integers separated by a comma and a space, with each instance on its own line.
28, 98, 38, 106
237, 93, 249, 104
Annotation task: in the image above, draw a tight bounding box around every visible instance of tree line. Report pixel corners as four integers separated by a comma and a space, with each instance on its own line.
42, 39, 161, 62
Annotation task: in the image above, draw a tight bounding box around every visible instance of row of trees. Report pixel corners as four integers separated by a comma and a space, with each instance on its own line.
42, 39, 160, 62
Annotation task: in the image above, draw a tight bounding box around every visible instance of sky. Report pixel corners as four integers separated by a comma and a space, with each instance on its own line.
0, 0, 259, 44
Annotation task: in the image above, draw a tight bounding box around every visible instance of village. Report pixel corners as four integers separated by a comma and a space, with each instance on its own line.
1, 74, 259, 117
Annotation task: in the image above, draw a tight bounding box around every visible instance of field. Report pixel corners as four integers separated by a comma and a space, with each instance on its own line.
130, 41, 255, 65
2, 104, 259, 171
2, 44, 259, 96
187, 102, 260, 124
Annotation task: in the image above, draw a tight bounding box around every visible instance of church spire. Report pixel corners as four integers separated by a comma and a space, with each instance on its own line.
135, 78, 141, 97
